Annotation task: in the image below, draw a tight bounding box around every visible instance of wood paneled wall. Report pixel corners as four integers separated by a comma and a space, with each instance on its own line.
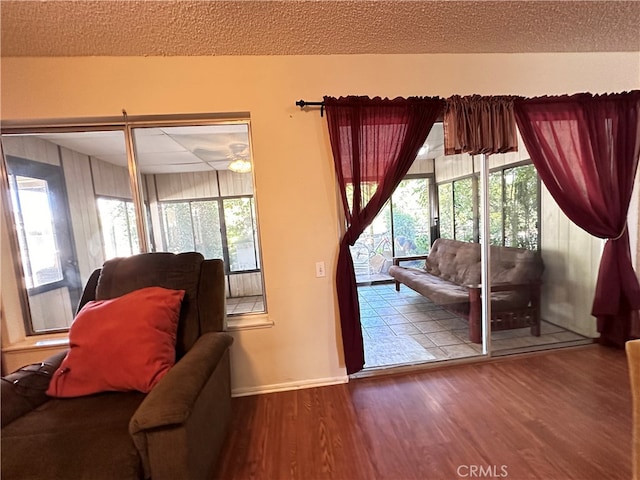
154, 171, 219, 201
90, 157, 132, 199
2, 136, 60, 166
29, 288, 74, 331
59, 147, 104, 281
229, 272, 263, 297
540, 185, 601, 338
406, 157, 434, 176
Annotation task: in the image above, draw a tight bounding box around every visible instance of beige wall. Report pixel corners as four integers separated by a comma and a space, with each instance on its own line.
1, 53, 639, 393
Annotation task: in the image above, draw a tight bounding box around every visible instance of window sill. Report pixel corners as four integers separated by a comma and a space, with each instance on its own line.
226, 313, 273, 331
2, 336, 69, 353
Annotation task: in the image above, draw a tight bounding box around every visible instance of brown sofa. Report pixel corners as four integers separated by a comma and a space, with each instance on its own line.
388, 238, 544, 343
1, 252, 233, 480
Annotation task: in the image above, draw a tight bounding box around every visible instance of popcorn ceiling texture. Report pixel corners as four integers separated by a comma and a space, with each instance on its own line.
1, 1, 639, 57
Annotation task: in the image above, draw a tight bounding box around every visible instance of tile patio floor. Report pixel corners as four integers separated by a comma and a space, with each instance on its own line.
226, 295, 264, 316
359, 282, 591, 369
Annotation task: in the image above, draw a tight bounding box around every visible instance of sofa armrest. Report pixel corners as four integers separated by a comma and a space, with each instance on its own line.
129, 331, 233, 479
392, 254, 430, 266
1, 350, 68, 427
465, 282, 542, 292
130, 331, 233, 431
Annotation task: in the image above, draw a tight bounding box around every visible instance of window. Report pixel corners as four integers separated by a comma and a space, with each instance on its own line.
5, 155, 82, 333
97, 197, 139, 259
437, 183, 454, 240
138, 123, 265, 309
223, 197, 259, 272
391, 177, 432, 256
350, 173, 434, 283
158, 195, 260, 273
453, 177, 476, 242
488, 163, 540, 250
437, 162, 539, 250
161, 200, 223, 259
502, 164, 539, 250
9, 175, 63, 289
2, 117, 266, 335
437, 176, 478, 243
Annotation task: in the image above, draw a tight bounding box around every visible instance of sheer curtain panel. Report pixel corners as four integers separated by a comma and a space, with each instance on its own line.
324, 96, 444, 374
514, 91, 640, 347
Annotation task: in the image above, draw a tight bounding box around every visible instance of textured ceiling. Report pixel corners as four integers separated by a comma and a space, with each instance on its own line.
1, 1, 639, 57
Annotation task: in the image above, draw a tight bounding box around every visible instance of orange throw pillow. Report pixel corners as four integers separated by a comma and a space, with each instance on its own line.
47, 286, 185, 398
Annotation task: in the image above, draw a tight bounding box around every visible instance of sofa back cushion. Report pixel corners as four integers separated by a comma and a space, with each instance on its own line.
426, 239, 481, 285
96, 252, 203, 358
426, 238, 543, 286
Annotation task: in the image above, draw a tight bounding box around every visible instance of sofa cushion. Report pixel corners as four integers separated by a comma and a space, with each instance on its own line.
1, 392, 145, 480
1, 351, 68, 427
426, 239, 482, 285
47, 287, 184, 398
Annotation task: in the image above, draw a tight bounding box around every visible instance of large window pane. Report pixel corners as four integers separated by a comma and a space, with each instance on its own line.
97, 197, 139, 259
1, 134, 129, 333
503, 164, 538, 250
224, 198, 258, 271
453, 177, 474, 242
489, 171, 503, 246
161, 202, 196, 253
392, 178, 431, 255
9, 175, 63, 288
191, 201, 223, 259
133, 123, 266, 315
438, 183, 454, 240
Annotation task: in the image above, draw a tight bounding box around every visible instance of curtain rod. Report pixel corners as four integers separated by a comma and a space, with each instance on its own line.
295, 99, 325, 117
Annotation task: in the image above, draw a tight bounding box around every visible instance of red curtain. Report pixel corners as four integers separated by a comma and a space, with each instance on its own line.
514, 91, 640, 347
324, 96, 444, 374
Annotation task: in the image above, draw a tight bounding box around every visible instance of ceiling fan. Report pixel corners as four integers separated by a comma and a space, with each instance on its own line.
226, 142, 251, 173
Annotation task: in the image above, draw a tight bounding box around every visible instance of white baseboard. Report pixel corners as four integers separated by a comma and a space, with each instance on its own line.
231, 375, 349, 397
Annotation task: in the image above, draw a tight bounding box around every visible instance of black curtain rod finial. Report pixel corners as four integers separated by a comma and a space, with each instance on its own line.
296, 99, 325, 117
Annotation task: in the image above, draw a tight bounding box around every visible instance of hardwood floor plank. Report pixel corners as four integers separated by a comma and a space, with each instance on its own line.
214, 346, 632, 480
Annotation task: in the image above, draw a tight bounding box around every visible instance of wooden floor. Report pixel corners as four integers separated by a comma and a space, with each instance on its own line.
213, 345, 632, 480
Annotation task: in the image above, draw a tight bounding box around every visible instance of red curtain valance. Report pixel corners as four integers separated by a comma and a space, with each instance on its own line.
444, 95, 520, 155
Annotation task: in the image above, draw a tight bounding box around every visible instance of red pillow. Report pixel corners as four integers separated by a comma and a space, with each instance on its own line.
47, 286, 185, 398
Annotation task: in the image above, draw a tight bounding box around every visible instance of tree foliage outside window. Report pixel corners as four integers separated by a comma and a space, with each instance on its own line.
160, 197, 258, 272
503, 164, 538, 250
9, 175, 63, 288
440, 163, 539, 251
392, 178, 431, 255
453, 177, 475, 242
224, 198, 259, 271
161, 201, 224, 260
349, 176, 432, 280
97, 197, 139, 259
489, 171, 504, 246
438, 183, 454, 240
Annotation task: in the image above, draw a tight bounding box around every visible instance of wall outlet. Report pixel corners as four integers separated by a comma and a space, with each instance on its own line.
315, 261, 326, 278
